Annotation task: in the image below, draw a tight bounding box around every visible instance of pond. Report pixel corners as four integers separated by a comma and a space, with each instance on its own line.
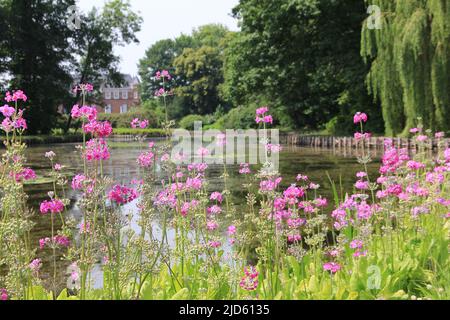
21, 138, 382, 290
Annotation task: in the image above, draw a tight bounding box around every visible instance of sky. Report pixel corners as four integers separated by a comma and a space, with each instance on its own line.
77, 0, 240, 77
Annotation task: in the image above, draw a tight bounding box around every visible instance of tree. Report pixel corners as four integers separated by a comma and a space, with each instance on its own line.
361, 0, 450, 135
173, 46, 225, 115
64, 0, 142, 132
2, 0, 76, 134
222, 0, 382, 133
138, 24, 230, 118
138, 36, 194, 101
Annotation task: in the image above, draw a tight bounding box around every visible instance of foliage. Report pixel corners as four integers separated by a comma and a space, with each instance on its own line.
361, 0, 450, 136
97, 107, 157, 128
221, 0, 382, 133
0, 0, 142, 134
139, 24, 231, 120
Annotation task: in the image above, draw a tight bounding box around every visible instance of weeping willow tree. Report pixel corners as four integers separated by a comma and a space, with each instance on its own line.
361, 0, 450, 136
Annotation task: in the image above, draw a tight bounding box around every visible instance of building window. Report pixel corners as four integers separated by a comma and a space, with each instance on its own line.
105, 91, 111, 99
122, 90, 128, 99
114, 90, 120, 99
134, 91, 138, 100
120, 104, 128, 113
105, 104, 112, 114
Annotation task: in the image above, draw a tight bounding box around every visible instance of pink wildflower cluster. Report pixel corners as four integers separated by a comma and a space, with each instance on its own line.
71, 105, 97, 121
82, 120, 113, 138
259, 176, 282, 192
39, 235, 70, 249
1, 91, 28, 133
239, 266, 259, 291
239, 163, 251, 174
10, 167, 36, 182
137, 151, 155, 167
108, 184, 138, 205
323, 262, 341, 274
131, 118, 150, 129
155, 70, 171, 80
85, 138, 110, 161
29, 258, 42, 274
154, 88, 173, 97
255, 106, 273, 124
1, 288, 7, 301
39, 199, 65, 214
73, 83, 93, 93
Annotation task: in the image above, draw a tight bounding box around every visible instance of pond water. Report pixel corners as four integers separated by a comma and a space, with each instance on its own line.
20, 138, 381, 290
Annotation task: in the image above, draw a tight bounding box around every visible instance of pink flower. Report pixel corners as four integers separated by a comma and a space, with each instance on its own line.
131, 118, 140, 128
73, 83, 93, 93
139, 120, 149, 129
435, 132, 445, 139
355, 180, 369, 190
210, 192, 223, 203
216, 133, 226, 146
29, 259, 42, 274
356, 172, 367, 178
108, 185, 138, 205
1, 288, 8, 301
350, 239, 364, 249
259, 177, 282, 192
137, 151, 155, 167
265, 143, 282, 153
40, 199, 65, 214
407, 161, 425, 170
13, 117, 27, 130
71, 174, 87, 190
0, 104, 15, 117
155, 70, 171, 80
83, 120, 113, 138
1, 117, 13, 132
85, 138, 110, 161
353, 112, 368, 124
256, 107, 269, 116
5, 90, 27, 102
239, 163, 251, 174
12, 167, 36, 182
197, 147, 209, 157
240, 266, 259, 291
54, 164, 62, 171
287, 234, 302, 243
296, 174, 308, 181
323, 262, 341, 274
227, 225, 236, 236
207, 205, 222, 215
283, 185, 305, 200
208, 241, 221, 248
416, 135, 428, 142
206, 220, 218, 231
354, 132, 372, 141
410, 128, 421, 134
71, 105, 97, 121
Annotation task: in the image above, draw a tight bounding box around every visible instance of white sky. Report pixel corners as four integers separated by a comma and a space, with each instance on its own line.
77, 0, 240, 76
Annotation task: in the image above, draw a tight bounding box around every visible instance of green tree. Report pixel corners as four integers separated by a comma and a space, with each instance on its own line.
223, 0, 382, 133
361, 0, 450, 135
2, 0, 75, 134
173, 45, 225, 115
138, 36, 193, 101
64, 0, 142, 132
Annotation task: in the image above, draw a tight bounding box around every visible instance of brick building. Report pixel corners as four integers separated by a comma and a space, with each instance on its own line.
96, 75, 140, 114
